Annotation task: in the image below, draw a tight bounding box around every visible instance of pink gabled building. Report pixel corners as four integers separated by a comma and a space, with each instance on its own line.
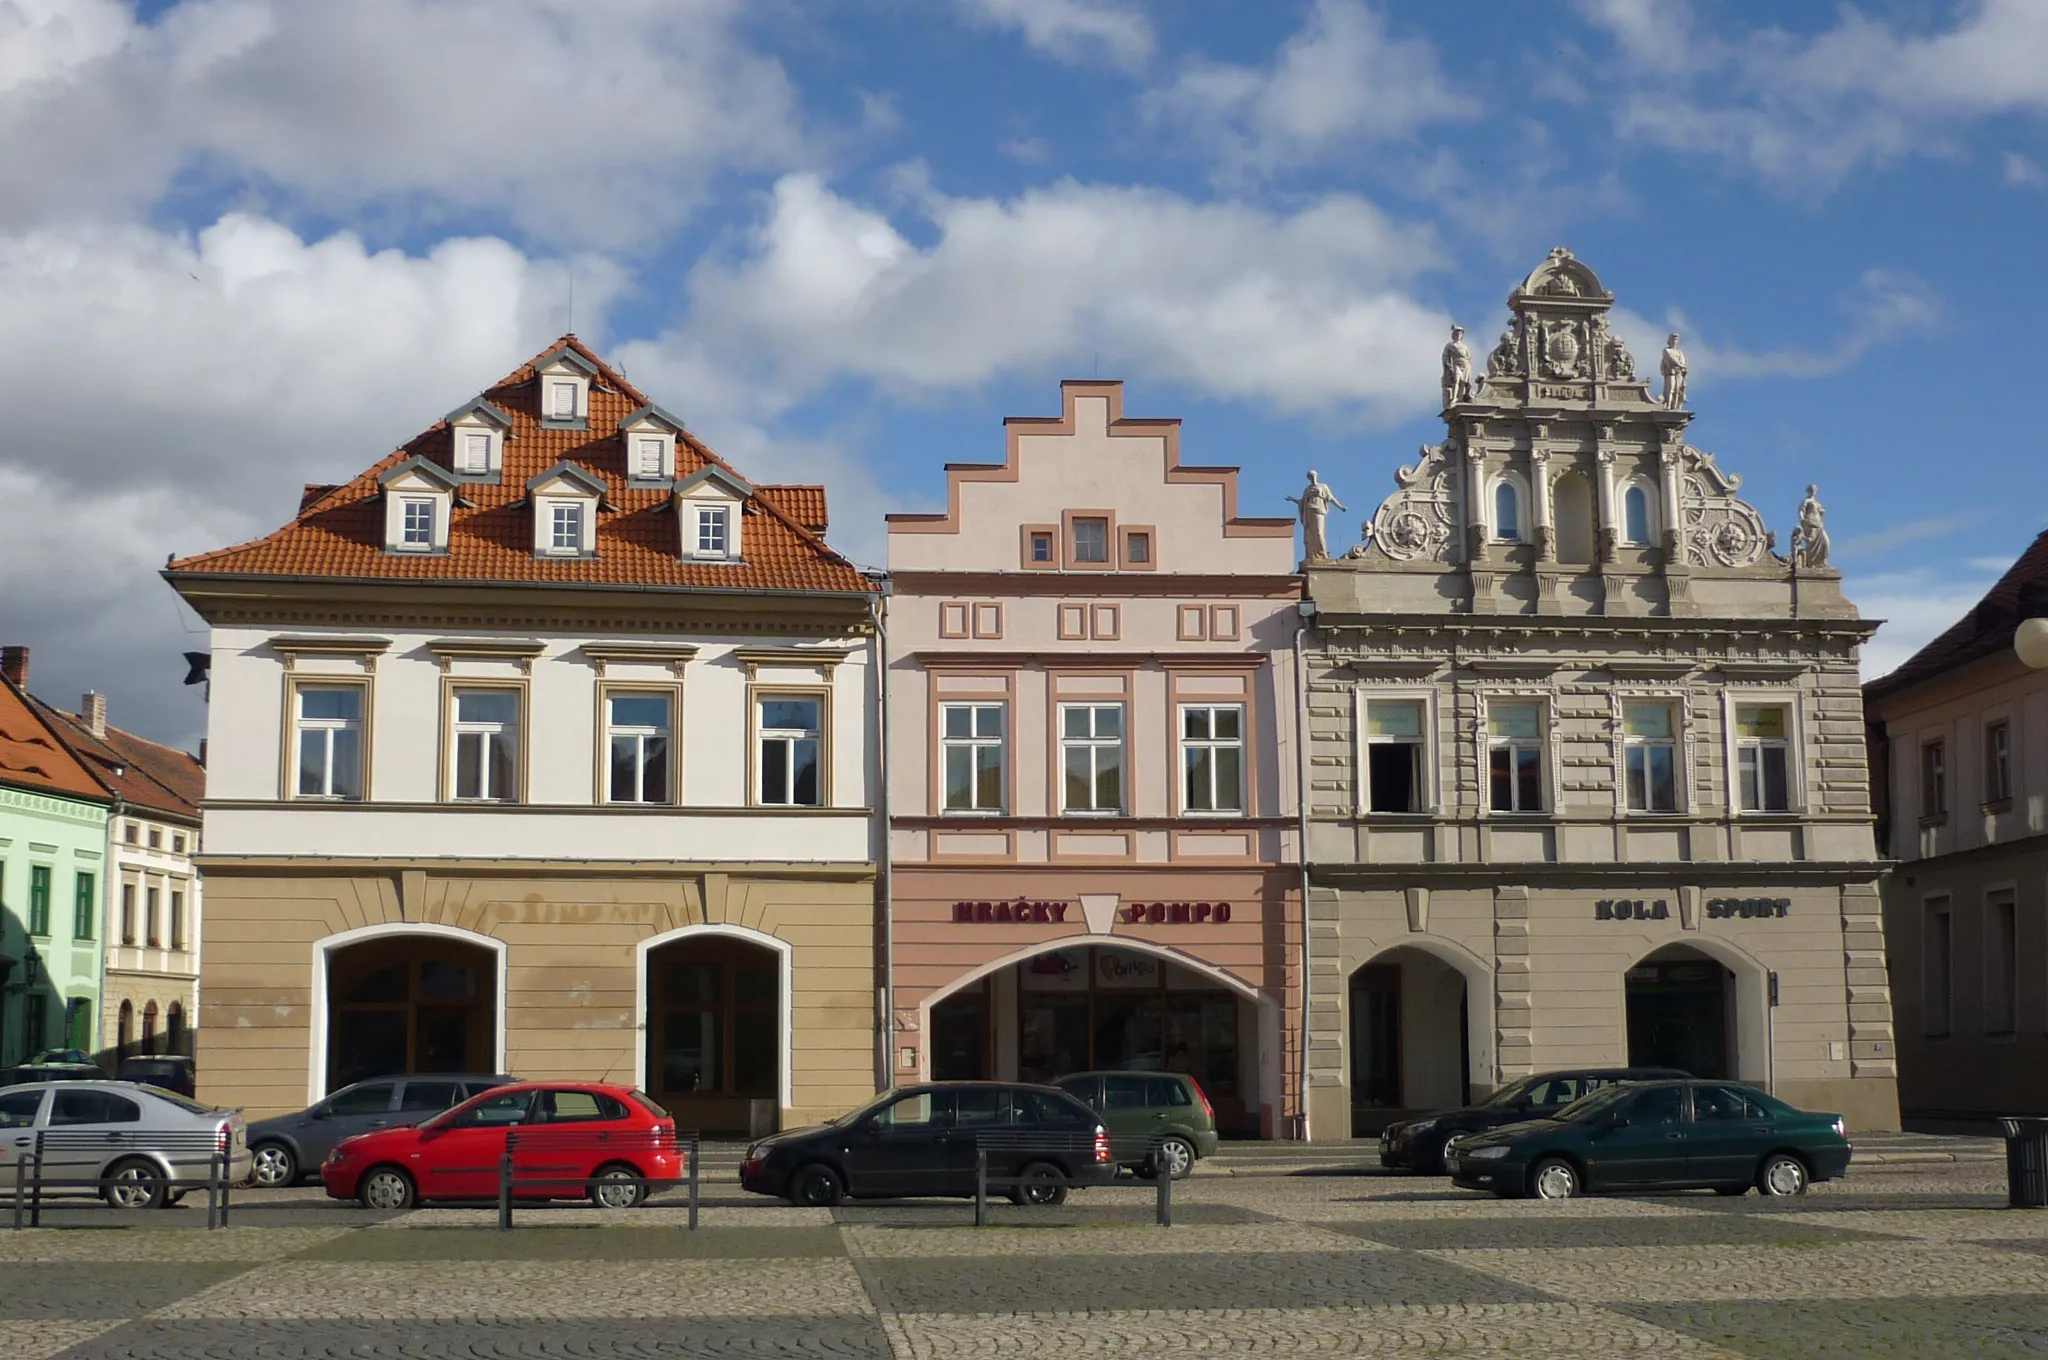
884, 381, 1306, 1138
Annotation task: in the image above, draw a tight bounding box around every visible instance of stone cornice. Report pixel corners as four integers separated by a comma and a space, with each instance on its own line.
0, 784, 111, 824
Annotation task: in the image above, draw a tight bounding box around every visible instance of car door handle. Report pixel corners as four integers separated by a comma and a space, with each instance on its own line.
368, 1120, 389, 1129
1664, 1132, 1683, 1140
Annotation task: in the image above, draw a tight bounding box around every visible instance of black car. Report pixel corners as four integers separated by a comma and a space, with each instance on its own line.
0, 1061, 106, 1088
1379, 1067, 1688, 1174
739, 1081, 1117, 1207
116, 1055, 196, 1098
245, 1073, 518, 1187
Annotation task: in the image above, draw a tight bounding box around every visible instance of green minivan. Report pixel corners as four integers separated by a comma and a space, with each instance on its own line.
1055, 1072, 1220, 1179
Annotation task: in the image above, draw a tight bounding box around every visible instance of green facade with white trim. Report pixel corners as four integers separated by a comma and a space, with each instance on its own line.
0, 782, 109, 1065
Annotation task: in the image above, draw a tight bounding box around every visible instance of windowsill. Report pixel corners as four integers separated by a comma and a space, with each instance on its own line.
1179, 810, 1248, 820
537, 551, 598, 560
290, 796, 364, 804
1624, 809, 1686, 817
1918, 813, 1949, 828
388, 546, 449, 556
1359, 810, 1437, 820
539, 417, 590, 431
1485, 808, 1550, 818
1736, 809, 1801, 820
939, 809, 1007, 818
684, 555, 744, 565
1058, 810, 1127, 818
1982, 799, 2014, 815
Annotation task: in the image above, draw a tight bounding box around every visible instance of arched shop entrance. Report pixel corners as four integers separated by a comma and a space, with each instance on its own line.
1348, 945, 1477, 1136
927, 943, 1268, 1136
644, 932, 784, 1137
325, 933, 497, 1091
1626, 946, 1733, 1079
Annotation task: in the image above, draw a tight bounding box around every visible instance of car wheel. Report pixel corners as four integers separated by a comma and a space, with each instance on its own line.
1155, 1137, 1196, 1181
589, 1162, 648, 1210
103, 1158, 168, 1210
788, 1164, 843, 1207
250, 1142, 297, 1188
1529, 1157, 1579, 1201
1714, 1184, 1750, 1197
1016, 1161, 1069, 1207
1757, 1153, 1809, 1197
358, 1166, 416, 1212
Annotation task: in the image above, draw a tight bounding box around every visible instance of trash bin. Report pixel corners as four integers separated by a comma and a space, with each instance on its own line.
1999, 1117, 2048, 1208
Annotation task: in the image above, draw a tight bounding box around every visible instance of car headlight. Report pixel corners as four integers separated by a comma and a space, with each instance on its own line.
1832, 1118, 1845, 1137
1468, 1145, 1512, 1161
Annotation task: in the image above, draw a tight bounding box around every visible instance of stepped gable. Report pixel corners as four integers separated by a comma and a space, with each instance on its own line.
166, 335, 868, 594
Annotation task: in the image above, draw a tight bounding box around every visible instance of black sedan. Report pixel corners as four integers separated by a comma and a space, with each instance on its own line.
1380, 1066, 1688, 1174
1446, 1079, 1852, 1200
740, 1081, 1117, 1207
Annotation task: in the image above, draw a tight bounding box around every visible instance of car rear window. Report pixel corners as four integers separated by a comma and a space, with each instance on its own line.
398, 1081, 462, 1112
51, 1090, 141, 1125
1148, 1077, 1194, 1108
538, 1090, 628, 1123
627, 1090, 670, 1118
143, 1089, 214, 1115
1013, 1088, 1091, 1126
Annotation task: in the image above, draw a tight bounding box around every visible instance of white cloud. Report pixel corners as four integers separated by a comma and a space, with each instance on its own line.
0, 0, 806, 246
1148, 0, 1466, 175
1856, 567, 1999, 682
2006, 151, 2048, 188
1835, 513, 1979, 561
953, 0, 1153, 71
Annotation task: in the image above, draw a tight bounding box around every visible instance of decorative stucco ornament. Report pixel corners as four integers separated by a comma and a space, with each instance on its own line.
1366, 442, 1460, 563
1541, 321, 1584, 378
1791, 485, 1831, 569
1679, 446, 1769, 568
1486, 320, 1523, 378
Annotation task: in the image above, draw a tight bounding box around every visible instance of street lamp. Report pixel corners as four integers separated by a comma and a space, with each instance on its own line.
20, 943, 38, 988
2017, 617, 2048, 671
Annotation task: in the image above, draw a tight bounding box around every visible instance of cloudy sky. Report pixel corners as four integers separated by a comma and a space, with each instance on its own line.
2, 0, 2042, 748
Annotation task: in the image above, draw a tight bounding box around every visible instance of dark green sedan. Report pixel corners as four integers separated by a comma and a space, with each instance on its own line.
1445, 1079, 1851, 1200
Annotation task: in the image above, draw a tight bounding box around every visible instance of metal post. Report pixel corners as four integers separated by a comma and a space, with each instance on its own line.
10, 1152, 22, 1230
29, 1136, 43, 1229
497, 1132, 514, 1232
687, 1133, 699, 1233
205, 1152, 220, 1231
220, 1152, 232, 1228
1155, 1148, 1172, 1228
974, 1146, 988, 1228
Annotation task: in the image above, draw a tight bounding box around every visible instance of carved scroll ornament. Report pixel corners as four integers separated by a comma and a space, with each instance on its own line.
1360, 441, 1461, 563
1678, 446, 1771, 569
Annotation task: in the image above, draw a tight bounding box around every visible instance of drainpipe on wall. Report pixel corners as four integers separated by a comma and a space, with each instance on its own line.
868, 575, 895, 1095
1292, 599, 1316, 1141
98, 796, 124, 1062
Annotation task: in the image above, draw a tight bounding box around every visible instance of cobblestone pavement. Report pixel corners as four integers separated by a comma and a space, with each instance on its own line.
3, 1159, 2045, 1356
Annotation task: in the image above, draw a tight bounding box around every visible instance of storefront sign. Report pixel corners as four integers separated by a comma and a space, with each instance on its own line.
1095, 949, 1161, 989
1121, 902, 1234, 924
1706, 897, 1791, 919
1595, 899, 1670, 921
952, 900, 1070, 924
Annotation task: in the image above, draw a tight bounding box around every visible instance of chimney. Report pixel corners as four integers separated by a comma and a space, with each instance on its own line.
198, 739, 208, 768
0, 646, 25, 688
82, 692, 108, 740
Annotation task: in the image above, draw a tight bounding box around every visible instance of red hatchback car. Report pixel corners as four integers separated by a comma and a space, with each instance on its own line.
320, 1082, 682, 1211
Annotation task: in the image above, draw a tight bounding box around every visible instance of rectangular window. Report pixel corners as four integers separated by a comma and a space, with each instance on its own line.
1487, 701, 1544, 813
459, 430, 490, 473
549, 502, 583, 553
146, 886, 160, 947
1987, 888, 2017, 1035
549, 380, 577, 418
1920, 738, 1947, 819
173, 834, 185, 854
605, 692, 673, 805
1029, 531, 1054, 564
697, 506, 730, 556
72, 872, 94, 942
1071, 516, 1109, 564
1060, 703, 1125, 814
169, 890, 184, 950
1986, 721, 2012, 805
1924, 898, 1952, 1037
121, 883, 135, 944
635, 437, 665, 478
1623, 702, 1679, 813
1734, 705, 1791, 813
124, 823, 138, 845
294, 684, 365, 800
1364, 699, 1426, 813
757, 695, 823, 806
28, 866, 50, 937
1181, 705, 1245, 815
401, 499, 434, 547
147, 827, 161, 850
1125, 531, 1151, 565
450, 687, 520, 802
940, 703, 1006, 813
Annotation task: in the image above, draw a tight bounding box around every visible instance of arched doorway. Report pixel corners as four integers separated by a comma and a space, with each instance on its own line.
325, 934, 496, 1091
141, 1000, 159, 1055
1348, 945, 1478, 1136
166, 1001, 186, 1057
117, 1000, 133, 1060
644, 932, 783, 1136
1626, 946, 1733, 1078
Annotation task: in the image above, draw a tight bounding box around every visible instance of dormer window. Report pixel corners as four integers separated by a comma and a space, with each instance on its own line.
550, 503, 584, 553
402, 499, 435, 548
442, 398, 510, 482
547, 380, 577, 419
697, 505, 730, 556
674, 465, 752, 562
378, 457, 458, 554
458, 430, 491, 474
618, 403, 685, 484
634, 437, 665, 478
533, 344, 596, 430
526, 461, 606, 558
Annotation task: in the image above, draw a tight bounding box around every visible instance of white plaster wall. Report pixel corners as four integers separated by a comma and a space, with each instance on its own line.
202, 806, 871, 862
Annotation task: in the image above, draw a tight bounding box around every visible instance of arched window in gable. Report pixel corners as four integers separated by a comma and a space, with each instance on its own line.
1492, 479, 1523, 543
1623, 483, 1654, 547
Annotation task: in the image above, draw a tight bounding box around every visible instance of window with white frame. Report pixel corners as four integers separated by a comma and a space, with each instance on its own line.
1060, 703, 1125, 814
450, 688, 519, 802
1492, 480, 1523, 542
547, 379, 579, 420
294, 684, 365, 800
1920, 738, 1947, 819
1985, 720, 2012, 804
940, 703, 1006, 813
1622, 701, 1679, 813
549, 502, 584, 553
634, 436, 667, 479
1071, 517, 1110, 564
757, 695, 823, 806
1622, 483, 1654, 546
1733, 704, 1792, 813
1363, 698, 1427, 813
1181, 704, 1245, 815
696, 505, 731, 557
1487, 701, 1544, 812
401, 499, 435, 548
605, 692, 672, 804
458, 430, 491, 474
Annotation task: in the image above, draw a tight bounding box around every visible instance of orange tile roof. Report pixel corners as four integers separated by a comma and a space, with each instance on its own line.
168, 336, 871, 596
0, 676, 109, 805
30, 699, 204, 823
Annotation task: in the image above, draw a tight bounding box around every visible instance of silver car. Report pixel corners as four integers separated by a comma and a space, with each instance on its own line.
0, 1081, 250, 1209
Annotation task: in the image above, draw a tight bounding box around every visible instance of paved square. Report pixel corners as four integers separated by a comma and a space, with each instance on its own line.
1, 1152, 2043, 1357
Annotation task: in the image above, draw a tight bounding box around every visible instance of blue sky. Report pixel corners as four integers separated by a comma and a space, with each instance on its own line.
2, 0, 2043, 744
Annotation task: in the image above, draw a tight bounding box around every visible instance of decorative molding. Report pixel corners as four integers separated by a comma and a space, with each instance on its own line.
270, 636, 393, 670
732, 646, 853, 680
426, 638, 549, 674
580, 642, 700, 677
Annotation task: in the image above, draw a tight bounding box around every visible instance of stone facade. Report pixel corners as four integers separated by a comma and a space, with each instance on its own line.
1301, 249, 1899, 1137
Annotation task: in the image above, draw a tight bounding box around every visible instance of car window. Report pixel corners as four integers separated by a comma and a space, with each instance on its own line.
327, 1082, 396, 1117
1625, 1087, 1686, 1126
1694, 1085, 1770, 1121
1102, 1075, 1151, 1110
955, 1088, 1004, 1128
627, 1090, 670, 1118
1148, 1077, 1193, 1108
876, 1091, 952, 1130
1006, 1089, 1072, 1125
448, 1090, 534, 1127
50, 1090, 141, 1126
1529, 1076, 1583, 1107
1054, 1077, 1099, 1109
142, 1089, 211, 1115
398, 1081, 462, 1112
535, 1090, 625, 1123
0, 1091, 43, 1128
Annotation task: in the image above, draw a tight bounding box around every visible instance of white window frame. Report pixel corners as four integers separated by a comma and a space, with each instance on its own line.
290, 681, 367, 801
400, 498, 435, 549
448, 686, 522, 804
939, 702, 1007, 814
1620, 477, 1658, 547
1354, 688, 1437, 815
458, 429, 492, 474
755, 692, 825, 807
1723, 690, 1801, 815
549, 502, 584, 554
1179, 703, 1246, 817
1489, 473, 1528, 544
547, 378, 580, 420
633, 434, 670, 480
697, 505, 731, 557
1985, 715, 2013, 806
603, 689, 675, 806
1620, 697, 1683, 815
1058, 702, 1126, 816
1070, 516, 1111, 565
1483, 695, 1548, 815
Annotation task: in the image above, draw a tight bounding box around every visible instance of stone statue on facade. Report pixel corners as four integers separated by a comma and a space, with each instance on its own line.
1791, 484, 1831, 569
1486, 321, 1521, 378
1591, 317, 1635, 381
1288, 470, 1346, 563
1660, 333, 1688, 409
1441, 325, 1474, 408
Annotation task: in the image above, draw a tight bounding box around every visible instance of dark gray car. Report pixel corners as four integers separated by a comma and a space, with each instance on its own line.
246, 1074, 515, 1187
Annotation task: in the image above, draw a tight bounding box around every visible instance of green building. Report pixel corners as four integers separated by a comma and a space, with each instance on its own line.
0, 648, 110, 1065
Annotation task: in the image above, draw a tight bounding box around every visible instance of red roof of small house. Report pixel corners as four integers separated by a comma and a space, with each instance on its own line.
166, 336, 869, 596
30, 699, 203, 824
0, 675, 109, 805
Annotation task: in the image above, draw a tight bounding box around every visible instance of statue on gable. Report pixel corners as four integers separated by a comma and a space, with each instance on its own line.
1441, 325, 1474, 408
1791, 484, 1831, 569
1660, 333, 1688, 409
1486, 320, 1522, 378
1288, 470, 1347, 563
